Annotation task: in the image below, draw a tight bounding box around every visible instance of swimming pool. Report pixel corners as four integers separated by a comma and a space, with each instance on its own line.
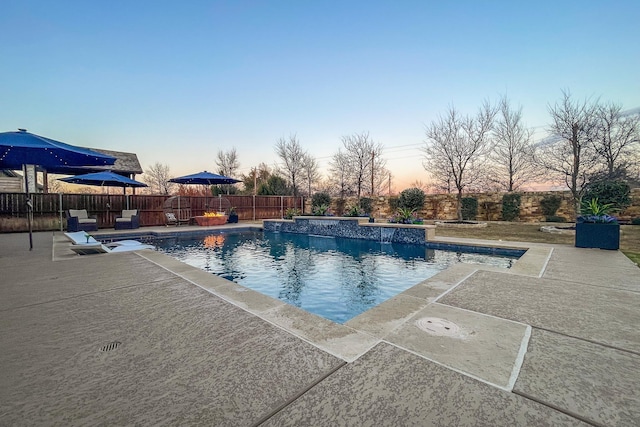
156, 231, 519, 323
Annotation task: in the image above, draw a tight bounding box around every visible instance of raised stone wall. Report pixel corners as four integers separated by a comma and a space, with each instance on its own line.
314, 189, 640, 223
263, 217, 434, 244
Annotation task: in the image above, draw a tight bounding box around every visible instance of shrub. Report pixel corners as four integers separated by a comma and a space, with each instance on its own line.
461, 197, 478, 221
631, 217, 640, 225
359, 197, 373, 215
389, 207, 423, 224
398, 188, 426, 211
501, 193, 521, 221
344, 204, 363, 217
545, 215, 566, 223
540, 195, 562, 217
583, 180, 631, 212
311, 192, 331, 209
312, 204, 330, 216
284, 208, 300, 219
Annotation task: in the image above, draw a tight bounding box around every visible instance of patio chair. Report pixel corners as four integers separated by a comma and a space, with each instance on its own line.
165, 212, 190, 227
114, 209, 140, 230
66, 209, 98, 232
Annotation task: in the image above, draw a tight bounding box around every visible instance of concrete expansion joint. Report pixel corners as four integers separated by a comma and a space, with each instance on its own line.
535, 326, 640, 357
432, 269, 479, 303
383, 341, 514, 392
250, 361, 348, 427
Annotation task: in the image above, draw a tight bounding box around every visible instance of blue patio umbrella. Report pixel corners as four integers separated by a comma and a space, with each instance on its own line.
169, 171, 240, 213
58, 171, 147, 190
0, 129, 116, 170
0, 129, 117, 250
169, 171, 240, 186
59, 171, 147, 209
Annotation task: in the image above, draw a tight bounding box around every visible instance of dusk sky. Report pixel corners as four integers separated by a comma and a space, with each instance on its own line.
1, 1, 638, 191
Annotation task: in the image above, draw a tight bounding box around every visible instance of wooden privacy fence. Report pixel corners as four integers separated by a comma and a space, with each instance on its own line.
0, 193, 304, 232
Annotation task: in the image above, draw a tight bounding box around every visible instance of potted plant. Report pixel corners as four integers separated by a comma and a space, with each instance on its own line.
575, 198, 620, 250
388, 207, 424, 225
227, 207, 239, 224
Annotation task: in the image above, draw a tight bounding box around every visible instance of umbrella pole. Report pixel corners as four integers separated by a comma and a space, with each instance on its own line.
23, 165, 34, 250
27, 196, 33, 251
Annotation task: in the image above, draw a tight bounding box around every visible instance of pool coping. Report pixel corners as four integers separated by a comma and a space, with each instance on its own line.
53, 224, 552, 388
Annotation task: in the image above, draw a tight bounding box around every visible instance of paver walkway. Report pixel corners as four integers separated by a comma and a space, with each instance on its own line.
1, 227, 638, 426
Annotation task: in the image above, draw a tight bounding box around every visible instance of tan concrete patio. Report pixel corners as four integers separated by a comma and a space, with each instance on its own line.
1, 224, 638, 426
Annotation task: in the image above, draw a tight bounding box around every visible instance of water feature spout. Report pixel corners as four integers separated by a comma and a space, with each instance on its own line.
380, 228, 394, 243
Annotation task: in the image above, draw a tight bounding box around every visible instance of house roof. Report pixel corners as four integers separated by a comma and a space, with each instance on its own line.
88, 149, 143, 174
38, 149, 143, 176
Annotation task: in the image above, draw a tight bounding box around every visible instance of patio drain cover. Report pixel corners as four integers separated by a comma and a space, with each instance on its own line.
100, 341, 121, 352
415, 317, 461, 337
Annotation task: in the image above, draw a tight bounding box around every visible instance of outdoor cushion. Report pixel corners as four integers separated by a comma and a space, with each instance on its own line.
66, 209, 98, 232
114, 209, 140, 230
68, 209, 97, 224
115, 209, 138, 222
68, 209, 91, 220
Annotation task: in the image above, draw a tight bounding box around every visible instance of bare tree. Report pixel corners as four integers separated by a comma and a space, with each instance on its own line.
215, 148, 240, 176
489, 97, 540, 191
314, 178, 336, 196
301, 153, 321, 197
591, 102, 640, 181
341, 132, 385, 199
422, 102, 496, 221
537, 91, 599, 212
144, 162, 174, 195
275, 135, 306, 197
328, 149, 353, 198
368, 150, 387, 196
215, 148, 240, 194
408, 180, 429, 192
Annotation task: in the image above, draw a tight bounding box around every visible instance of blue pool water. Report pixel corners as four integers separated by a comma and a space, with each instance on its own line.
156, 231, 518, 323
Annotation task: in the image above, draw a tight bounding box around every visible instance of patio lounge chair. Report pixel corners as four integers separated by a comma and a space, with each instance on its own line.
114, 209, 140, 230
69, 242, 154, 255
66, 209, 98, 232
64, 231, 155, 255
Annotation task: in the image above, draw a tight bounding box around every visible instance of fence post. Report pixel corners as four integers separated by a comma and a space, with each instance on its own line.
252, 195, 256, 221
280, 196, 283, 219
59, 193, 63, 231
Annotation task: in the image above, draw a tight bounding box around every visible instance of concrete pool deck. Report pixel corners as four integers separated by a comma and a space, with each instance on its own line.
1, 224, 639, 426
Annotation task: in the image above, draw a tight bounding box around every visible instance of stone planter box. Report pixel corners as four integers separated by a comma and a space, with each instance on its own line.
575, 222, 620, 250
194, 215, 228, 226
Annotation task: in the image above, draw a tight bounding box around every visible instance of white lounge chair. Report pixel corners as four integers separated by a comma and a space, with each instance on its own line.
69, 243, 155, 255
63, 231, 154, 255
